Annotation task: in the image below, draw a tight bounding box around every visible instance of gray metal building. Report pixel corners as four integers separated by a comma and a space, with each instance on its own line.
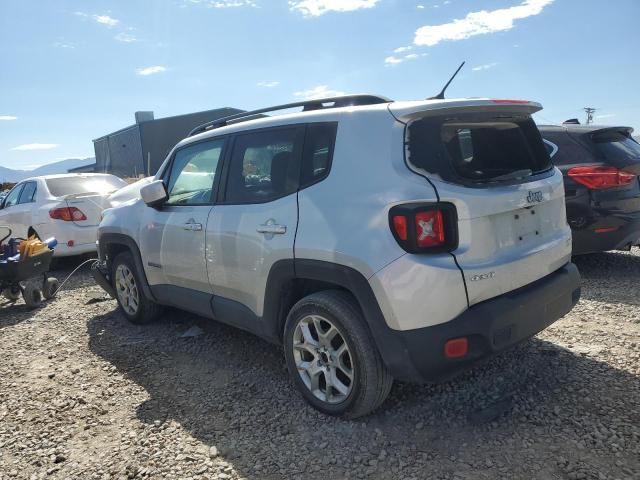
93, 107, 243, 178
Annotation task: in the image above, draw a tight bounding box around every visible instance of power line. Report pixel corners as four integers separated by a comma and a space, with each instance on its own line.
584, 107, 597, 125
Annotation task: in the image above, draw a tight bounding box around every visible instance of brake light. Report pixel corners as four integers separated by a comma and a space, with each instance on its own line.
390, 203, 457, 253
49, 207, 87, 221
392, 216, 408, 241
567, 166, 635, 189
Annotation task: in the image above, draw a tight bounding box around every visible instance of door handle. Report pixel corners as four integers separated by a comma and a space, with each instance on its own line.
183, 222, 203, 231
257, 220, 286, 235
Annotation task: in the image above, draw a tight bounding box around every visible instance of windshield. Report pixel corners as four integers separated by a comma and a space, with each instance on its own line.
46, 175, 127, 197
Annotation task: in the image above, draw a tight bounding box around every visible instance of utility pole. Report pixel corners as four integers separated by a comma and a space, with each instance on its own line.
584, 107, 596, 125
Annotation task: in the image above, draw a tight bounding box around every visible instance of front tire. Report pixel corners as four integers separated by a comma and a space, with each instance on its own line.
283, 290, 393, 419
112, 252, 161, 324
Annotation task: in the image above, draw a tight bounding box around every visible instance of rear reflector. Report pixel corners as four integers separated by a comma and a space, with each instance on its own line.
49, 207, 88, 221
67, 240, 75, 247
568, 166, 636, 189
444, 338, 469, 359
594, 227, 620, 233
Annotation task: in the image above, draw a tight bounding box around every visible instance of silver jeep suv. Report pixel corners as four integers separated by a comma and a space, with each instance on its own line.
96, 94, 581, 418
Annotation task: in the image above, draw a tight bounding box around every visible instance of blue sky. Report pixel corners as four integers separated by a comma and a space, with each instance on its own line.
0, 0, 638, 169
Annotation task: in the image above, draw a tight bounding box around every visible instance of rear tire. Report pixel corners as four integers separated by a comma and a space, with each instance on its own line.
23, 284, 42, 310
283, 290, 393, 419
112, 251, 162, 325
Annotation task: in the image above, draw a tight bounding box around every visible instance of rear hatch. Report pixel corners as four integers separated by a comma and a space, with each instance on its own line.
391, 100, 572, 305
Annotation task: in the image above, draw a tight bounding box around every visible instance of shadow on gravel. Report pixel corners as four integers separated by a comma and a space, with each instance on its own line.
87, 307, 640, 479
0, 300, 34, 329
573, 249, 640, 306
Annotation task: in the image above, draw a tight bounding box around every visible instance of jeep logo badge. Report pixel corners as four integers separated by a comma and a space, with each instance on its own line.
527, 191, 543, 203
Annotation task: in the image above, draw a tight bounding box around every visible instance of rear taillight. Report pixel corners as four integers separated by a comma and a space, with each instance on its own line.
49, 207, 87, 221
567, 166, 636, 189
390, 203, 457, 253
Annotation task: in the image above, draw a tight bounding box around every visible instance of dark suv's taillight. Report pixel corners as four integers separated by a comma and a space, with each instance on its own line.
389, 203, 458, 253
567, 166, 636, 189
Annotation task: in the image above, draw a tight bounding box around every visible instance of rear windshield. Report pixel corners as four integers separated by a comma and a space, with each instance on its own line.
408, 114, 552, 184
592, 131, 640, 162
46, 175, 126, 197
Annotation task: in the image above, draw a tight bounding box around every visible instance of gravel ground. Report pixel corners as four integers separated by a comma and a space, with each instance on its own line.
1, 249, 639, 480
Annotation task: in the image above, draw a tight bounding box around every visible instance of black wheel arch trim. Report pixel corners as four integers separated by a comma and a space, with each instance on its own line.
98, 233, 157, 303
265, 258, 423, 380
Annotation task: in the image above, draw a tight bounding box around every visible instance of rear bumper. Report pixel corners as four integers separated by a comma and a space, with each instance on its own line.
380, 263, 581, 383
572, 216, 640, 255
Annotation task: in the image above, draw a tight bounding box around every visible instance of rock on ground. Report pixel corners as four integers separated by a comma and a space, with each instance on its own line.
0, 250, 639, 479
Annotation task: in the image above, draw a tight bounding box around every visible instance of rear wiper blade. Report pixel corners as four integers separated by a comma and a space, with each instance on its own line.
487, 169, 532, 182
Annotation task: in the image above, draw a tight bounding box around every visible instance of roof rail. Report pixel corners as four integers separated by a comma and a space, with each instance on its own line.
188, 94, 392, 137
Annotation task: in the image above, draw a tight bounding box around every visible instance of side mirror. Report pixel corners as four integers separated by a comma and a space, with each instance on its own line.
140, 180, 168, 208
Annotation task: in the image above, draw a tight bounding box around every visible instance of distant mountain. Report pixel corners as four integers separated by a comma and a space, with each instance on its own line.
0, 158, 95, 183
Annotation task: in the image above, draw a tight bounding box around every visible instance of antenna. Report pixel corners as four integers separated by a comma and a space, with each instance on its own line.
428, 61, 465, 100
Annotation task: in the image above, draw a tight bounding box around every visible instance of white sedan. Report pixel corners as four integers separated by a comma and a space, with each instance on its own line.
0, 173, 127, 256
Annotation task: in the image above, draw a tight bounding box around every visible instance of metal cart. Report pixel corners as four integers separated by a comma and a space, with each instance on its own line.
0, 227, 59, 310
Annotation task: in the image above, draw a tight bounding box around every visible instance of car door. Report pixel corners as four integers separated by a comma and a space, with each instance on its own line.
15, 181, 39, 238
139, 137, 226, 296
0, 183, 25, 237
206, 125, 304, 321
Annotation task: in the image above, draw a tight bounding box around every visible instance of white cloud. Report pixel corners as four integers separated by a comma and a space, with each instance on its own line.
293, 85, 346, 100
290, 0, 379, 17
11, 144, 58, 151
414, 0, 554, 47
93, 14, 119, 27
115, 32, 137, 43
136, 66, 167, 76
472, 62, 498, 71
0, 116, 17, 121
417, 5, 425, 9
385, 52, 426, 66
595, 113, 616, 120
394, 45, 413, 53
184, 0, 257, 7
257, 81, 280, 88
53, 41, 75, 49
74, 11, 88, 17
210, 0, 256, 7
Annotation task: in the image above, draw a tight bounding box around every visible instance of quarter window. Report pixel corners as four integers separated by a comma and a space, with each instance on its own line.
225, 127, 302, 203
18, 182, 37, 204
300, 123, 337, 188
166, 138, 225, 205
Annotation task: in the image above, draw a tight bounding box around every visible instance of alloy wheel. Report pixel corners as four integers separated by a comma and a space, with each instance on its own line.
292, 314, 354, 404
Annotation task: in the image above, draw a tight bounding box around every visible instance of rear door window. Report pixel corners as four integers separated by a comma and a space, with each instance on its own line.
224, 127, 303, 204
409, 114, 552, 184
18, 181, 37, 204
